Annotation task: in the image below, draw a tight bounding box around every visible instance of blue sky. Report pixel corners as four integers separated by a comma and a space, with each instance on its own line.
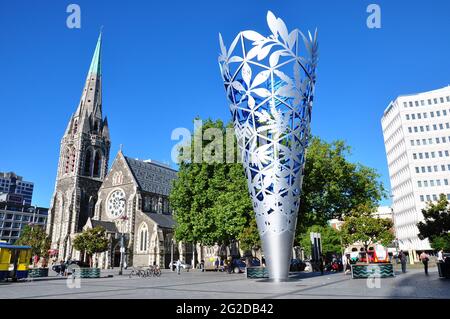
1, 0, 450, 207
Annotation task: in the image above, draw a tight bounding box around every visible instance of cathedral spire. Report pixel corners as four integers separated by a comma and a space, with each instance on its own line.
75, 32, 103, 120
87, 31, 102, 78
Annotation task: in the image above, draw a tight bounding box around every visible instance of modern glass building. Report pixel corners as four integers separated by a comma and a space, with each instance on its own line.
381, 86, 450, 259
0, 194, 48, 244
0, 172, 34, 205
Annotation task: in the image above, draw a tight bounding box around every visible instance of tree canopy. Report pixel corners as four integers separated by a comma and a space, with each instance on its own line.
417, 194, 450, 250
15, 224, 50, 258
340, 209, 394, 249
73, 226, 109, 267
169, 119, 255, 246
297, 137, 386, 233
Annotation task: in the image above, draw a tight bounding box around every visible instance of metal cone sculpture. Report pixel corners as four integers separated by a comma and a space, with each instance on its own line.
218, 11, 318, 281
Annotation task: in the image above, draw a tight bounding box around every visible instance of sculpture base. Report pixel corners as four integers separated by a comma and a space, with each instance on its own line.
261, 230, 295, 281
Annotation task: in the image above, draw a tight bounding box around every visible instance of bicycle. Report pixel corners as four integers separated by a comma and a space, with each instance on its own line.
146, 265, 162, 277
129, 267, 146, 278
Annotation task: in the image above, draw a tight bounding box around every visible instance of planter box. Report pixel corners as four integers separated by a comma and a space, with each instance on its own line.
351, 263, 394, 279
28, 268, 49, 278
437, 263, 450, 278
246, 267, 269, 279
73, 268, 100, 278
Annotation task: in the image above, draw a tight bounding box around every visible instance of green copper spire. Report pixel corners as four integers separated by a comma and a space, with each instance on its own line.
88, 31, 102, 77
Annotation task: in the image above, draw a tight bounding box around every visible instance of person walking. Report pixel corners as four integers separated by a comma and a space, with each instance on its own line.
420, 251, 430, 275
437, 249, 444, 263
344, 254, 351, 275
176, 259, 181, 275
399, 250, 407, 273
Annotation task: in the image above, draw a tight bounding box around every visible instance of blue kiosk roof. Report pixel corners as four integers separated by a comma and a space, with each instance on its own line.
0, 243, 31, 250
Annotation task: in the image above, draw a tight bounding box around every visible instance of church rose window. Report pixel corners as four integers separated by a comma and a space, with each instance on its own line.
106, 189, 126, 219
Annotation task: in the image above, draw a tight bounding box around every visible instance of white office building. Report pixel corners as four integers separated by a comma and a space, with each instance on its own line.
382, 86, 450, 258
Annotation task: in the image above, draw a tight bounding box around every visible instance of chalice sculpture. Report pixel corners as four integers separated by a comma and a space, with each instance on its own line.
218, 11, 319, 281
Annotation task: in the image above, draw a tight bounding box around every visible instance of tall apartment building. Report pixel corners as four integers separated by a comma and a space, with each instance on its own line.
381, 86, 450, 258
0, 172, 34, 205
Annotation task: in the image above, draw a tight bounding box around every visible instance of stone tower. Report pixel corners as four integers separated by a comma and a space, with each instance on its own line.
47, 33, 111, 259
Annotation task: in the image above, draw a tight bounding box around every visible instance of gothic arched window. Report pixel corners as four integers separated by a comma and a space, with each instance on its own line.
93, 151, 102, 177
73, 120, 78, 134
112, 171, 123, 186
84, 149, 92, 176
138, 223, 148, 253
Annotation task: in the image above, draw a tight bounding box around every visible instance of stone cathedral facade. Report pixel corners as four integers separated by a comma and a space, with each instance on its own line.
46, 34, 190, 268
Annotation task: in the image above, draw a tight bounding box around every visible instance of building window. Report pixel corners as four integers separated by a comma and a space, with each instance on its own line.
418, 181, 422, 187
420, 195, 425, 202
411, 114, 416, 120
426, 195, 431, 201
428, 99, 432, 105
93, 151, 102, 177
413, 153, 417, 159
409, 102, 413, 107
415, 167, 419, 173
424, 180, 428, 187
440, 97, 444, 103
408, 127, 412, 133
430, 180, 435, 187
421, 100, 425, 106
406, 114, 410, 120
434, 98, 438, 104
431, 152, 436, 158
437, 180, 441, 186
431, 112, 435, 118
403, 102, 407, 108
433, 194, 438, 201
137, 223, 148, 253
445, 179, 449, 185
84, 149, 92, 176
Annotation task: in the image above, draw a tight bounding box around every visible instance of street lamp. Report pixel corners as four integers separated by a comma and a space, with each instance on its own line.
170, 237, 175, 272
117, 199, 127, 276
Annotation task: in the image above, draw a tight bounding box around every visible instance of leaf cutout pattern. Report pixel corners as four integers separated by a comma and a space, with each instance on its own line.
218, 11, 319, 237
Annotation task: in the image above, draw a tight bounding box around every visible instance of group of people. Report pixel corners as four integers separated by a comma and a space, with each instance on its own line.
398, 249, 446, 275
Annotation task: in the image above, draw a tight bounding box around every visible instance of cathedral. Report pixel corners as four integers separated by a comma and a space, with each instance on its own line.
47, 33, 190, 269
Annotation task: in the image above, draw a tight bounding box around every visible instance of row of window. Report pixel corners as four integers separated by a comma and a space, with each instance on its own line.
408, 122, 450, 133
404, 96, 450, 108
405, 108, 450, 121
417, 179, 449, 188
413, 150, 450, 160
0, 213, 44, 222
0, 230, 20, 237
420, 194, 450, 202
410, 136, 450, 146
415, 164, 450, 173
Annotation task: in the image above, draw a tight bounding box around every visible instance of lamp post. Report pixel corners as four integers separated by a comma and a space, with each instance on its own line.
170, 237, 175, 272
118, 199, 127, 276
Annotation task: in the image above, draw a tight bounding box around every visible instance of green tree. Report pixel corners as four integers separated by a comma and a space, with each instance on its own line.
340, 210, 394, 263
298, 137, 386, 234
16, 224, 51, 261
169, 119, 256, 247
73, 226, 109, 267
299, 225, 342, 257
417, 194, 450, 251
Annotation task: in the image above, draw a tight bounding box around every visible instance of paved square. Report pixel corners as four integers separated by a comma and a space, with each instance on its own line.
1, 266, 449, 299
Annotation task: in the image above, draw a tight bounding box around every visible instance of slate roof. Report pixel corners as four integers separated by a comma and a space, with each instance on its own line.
124, 156, 177, 196
144, 212, 176, 229
91, 219, 118, 233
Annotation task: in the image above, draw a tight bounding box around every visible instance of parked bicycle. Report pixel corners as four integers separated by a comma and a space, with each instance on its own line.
128, 266, 162, 278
